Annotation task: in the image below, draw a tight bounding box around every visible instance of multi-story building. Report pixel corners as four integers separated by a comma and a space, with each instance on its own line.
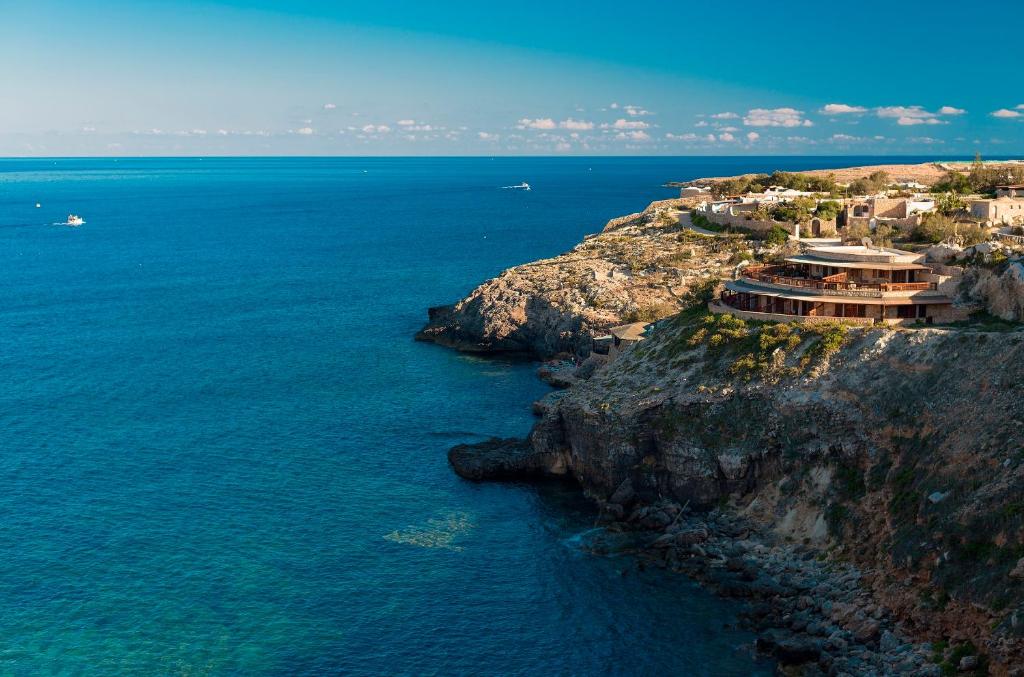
712, 244, 965, 325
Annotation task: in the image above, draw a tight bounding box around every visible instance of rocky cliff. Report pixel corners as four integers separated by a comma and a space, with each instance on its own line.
416, 199, 747, 357
527, 311, 1024, 665
425, 198, 1024, 674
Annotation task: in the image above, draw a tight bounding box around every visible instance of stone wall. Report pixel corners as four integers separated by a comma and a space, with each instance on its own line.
703, 209, 795, 235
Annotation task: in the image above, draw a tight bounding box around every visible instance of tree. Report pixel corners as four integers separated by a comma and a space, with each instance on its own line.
814, 200, 842, 221
847, 170, 890, 196
935, 191, 966, 216
932, 170, 971, 194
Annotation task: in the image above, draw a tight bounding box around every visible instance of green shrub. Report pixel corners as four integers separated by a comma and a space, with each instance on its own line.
765, 224, 789, 246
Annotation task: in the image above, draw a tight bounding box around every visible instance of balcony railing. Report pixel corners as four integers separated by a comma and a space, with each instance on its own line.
742, 265, 935, 292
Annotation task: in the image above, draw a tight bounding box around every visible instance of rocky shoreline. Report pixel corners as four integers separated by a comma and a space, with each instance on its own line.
423, 191, 1024, 675
450, 438, 960, 675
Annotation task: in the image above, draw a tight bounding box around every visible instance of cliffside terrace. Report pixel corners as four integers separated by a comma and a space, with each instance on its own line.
742, 264, 936, 292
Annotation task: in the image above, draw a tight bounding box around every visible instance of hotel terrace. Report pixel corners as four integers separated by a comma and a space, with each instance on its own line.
711, 244, 966, 326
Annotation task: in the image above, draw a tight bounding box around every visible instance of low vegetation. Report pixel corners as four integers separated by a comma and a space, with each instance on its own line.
909, 213, 987, 246
652, 312, 850, 382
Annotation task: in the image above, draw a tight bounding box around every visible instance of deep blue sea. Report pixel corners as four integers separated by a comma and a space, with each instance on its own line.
0, 156, 948, 675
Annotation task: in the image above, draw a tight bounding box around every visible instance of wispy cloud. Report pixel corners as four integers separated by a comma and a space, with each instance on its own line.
516, 118, 557, 130
938, 106, 965, 115
743, 108, 812, 128
323, 103, 337, 110
821, 103, 867, 114
710, 111, 739, 119
623, 104, 652, 117
559, 118, 594, 130
477, 131, 499, 141
604, 119, 649, 130
876, 106, 946, 126
614, 130, 650, 141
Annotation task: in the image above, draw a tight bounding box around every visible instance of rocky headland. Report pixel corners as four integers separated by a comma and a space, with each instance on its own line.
422, 183, 1024, 675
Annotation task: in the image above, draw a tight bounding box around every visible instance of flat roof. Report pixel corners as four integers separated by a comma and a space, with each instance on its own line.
725, 279, 951, 305
785, 254, 929, 271
609, 322, 649, 341
801, 244, 922, 263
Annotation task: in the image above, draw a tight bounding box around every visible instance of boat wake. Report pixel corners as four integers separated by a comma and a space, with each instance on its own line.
500, 182, 531, 191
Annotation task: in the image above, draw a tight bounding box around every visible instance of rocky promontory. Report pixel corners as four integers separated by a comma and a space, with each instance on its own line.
416, 198, 745, 358
426, 193, 1024, 674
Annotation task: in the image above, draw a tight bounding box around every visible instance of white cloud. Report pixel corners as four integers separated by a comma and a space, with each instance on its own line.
614, 130, 650, 141
992, 109, 1023, 119
361, 124, 391, 133
624, 104, 651, 116
81, 126, 96, 132
743, 108, 812, 128
397, 119, 416, 126
323, 103, 337, 110
938, 106, 965, 115
719, 126, 738, 132
559, 118, 594, 130
666, 133, 699, 142
609, 102, 619, 109
517, 118, 557, 130
711, 112, 739, 119
695, 121, 709, 128
296, 127, 314, 135
477, 131, 499, 141
718, 132, 735, 142
821, 103, 867, 114
908, 136, 944, 144
705, 134, 716, 142
606, 119, 649, 130
831, 133, 861, 142
555, 141, 572, 152
876, 106, 946, 125
746, 132, 760, 142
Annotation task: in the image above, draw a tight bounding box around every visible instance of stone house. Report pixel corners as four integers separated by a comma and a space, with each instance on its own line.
970, 197, 1024, 224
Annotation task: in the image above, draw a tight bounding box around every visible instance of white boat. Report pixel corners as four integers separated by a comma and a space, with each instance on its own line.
501, 182, 531, 191
65, 214, 85, 226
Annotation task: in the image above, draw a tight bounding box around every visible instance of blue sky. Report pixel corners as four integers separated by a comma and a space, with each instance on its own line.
2, 0, 1023, 156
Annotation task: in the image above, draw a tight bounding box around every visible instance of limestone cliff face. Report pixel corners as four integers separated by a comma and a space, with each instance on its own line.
416, 199, 744, 357
422, 195, 1024, 669
530, 314, 1024, 668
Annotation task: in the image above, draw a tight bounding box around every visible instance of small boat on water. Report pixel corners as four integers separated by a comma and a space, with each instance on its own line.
65, 214, 85, 226
501, 182, 531, 191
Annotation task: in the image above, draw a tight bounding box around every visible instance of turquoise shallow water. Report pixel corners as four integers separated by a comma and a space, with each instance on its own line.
0, 156, 942, 675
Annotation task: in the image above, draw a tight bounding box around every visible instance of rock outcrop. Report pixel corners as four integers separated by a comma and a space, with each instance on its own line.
416, 199, 745, 357
448, 437, 567, 480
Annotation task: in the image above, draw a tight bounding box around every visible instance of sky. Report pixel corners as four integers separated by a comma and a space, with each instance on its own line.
2, 0, 1024, 156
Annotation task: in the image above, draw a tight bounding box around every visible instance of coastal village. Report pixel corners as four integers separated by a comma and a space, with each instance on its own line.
422, 160, 1024, 676
594, 158, 1024, 355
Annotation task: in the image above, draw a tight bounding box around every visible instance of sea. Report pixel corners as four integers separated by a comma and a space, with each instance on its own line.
0, 156, 948, 675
